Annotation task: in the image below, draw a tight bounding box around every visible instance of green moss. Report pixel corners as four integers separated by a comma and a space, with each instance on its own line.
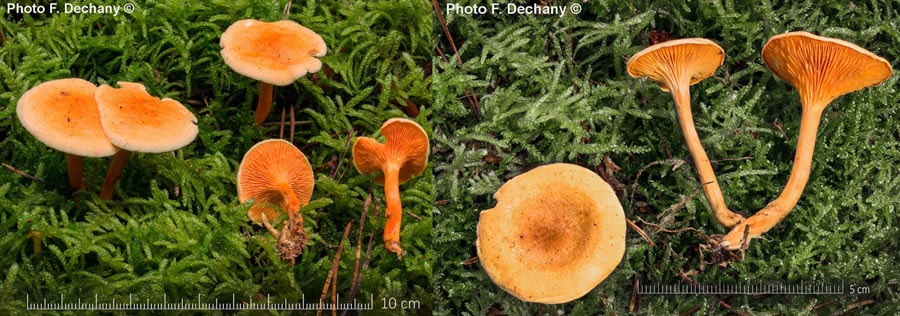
434, 0, 899, 315
1, 0, 432, 315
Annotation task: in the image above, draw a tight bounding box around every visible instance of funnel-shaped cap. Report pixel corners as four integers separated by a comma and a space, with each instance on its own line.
762, 31, 892, 109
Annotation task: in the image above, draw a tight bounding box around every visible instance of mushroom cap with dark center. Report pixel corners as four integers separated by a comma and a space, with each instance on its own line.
626, 38, 725, 92
352, 118, 429, 184
762, 31, 892, 109
16, 78, 117, 157
220, 19, 327, 86
237, 139, 315, 223
476, 163, 626, 304
95, 82, 198, 153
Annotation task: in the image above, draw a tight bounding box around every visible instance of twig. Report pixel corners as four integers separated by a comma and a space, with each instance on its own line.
373, 196, 383, 217
333, 129, 355, 180
626, 218, 655, 248
629, 158, 687, 204
812, 300, 833, 310
317, 222, 353, 316
290, 105, 296, 144
460, 256, 479, 265
738, 224, 750, 260
281, 1, 291, 19
353, 218, 377, 306
264, 120, 311, 127
405, 210, 421, 221
431, 0, 481, 120
715, 297, 732, 309
341, 194, 370, 316
635, 216, 706, 236
346, 198, 379, 316
831, 299, 874, 316
773, 119, 786, 138
2, 163, 72, 193
280, 107, 286, 139
677, 269, 698, 285
662, 186, 701, 214
434, 46, 449, 63
679, 305, 701, 315
431, 0, 462, 65
331, 257, 338, 316
710, 156, 754, 164
361, 228, 376, 276
629, 276, 640, 313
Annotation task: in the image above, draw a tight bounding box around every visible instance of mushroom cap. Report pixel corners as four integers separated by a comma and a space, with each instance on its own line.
762, 31, 892, 108
220, 19, 327, 86
352, 118, 429, 185
16, 78, 118, 157
626, 38, 725, 92
476, 163, 626, 304
95, 82, 198, 153
237, 139, 315, 223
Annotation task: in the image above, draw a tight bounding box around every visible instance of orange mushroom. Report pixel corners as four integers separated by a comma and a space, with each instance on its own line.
220, 19, 327, 125
352, 118, 429, 258
237, 139, 315, 263
95, 82, 198, 199
16, 78, 118, 191
721, 32, 892, 249
477, 163, 626, 304
627, 38, 745, 227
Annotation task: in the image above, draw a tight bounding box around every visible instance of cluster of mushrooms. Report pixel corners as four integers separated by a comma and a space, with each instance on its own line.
16, 79, 198, 199
16, 18, 429, 264
237, 118, 429, 262
474, 31, 892, 304
223, 20, 429, 262
627, 31, 892, 249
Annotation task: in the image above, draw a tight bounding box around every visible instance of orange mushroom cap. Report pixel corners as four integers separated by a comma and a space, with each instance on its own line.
762, 31, 893, 109
16, 78, 117, 157
352, 118, 429, 184
94, 82, 198, 153
237, 139, 315, 223
477, 163, 626, 304
220, 19, 327, 86
626, 38, 725, 92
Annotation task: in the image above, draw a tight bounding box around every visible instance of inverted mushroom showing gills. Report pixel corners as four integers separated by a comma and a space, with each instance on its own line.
477, 163, 626, 304
95, 82, 199, 199
721, 32, 892, 249
16, 79, 118, 191
237, 139, 315, 263
352, 118, 429, 259
627, 38, 745, 227
220, 19, 327, 125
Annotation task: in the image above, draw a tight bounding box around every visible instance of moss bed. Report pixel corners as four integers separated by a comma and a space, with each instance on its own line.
1, 1, 432, 315
433, 1, 899, 315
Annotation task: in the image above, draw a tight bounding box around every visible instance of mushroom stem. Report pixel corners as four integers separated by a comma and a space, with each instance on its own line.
260, 213, 281, 239
382, 165, 404, 258
277, 181, 305, 238
65, 154, 85, 191
99, 150, 132, 199
722, 107, 823, 248
255, 82, 274, 125
670, 84, 745, 227
28, 231, 43, 255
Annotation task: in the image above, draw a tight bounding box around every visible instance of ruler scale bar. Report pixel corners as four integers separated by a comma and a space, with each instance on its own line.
639, 282, 846, 295
25, 293, 376, 311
